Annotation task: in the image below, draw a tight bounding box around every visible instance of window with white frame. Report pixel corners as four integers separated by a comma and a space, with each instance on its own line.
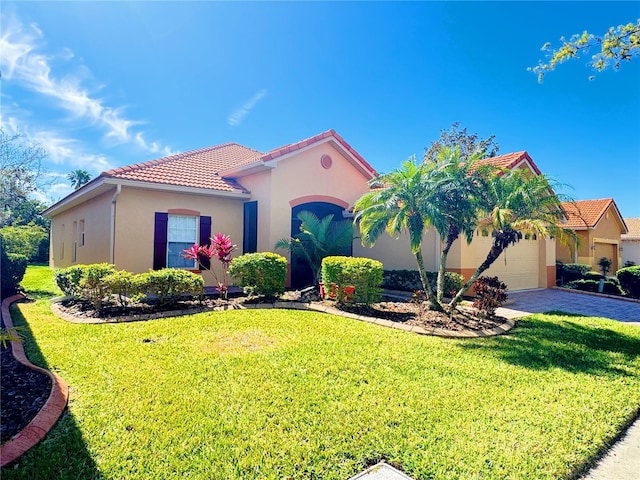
167, 214, 198, 268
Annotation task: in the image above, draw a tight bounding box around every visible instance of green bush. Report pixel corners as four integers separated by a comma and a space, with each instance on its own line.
472, 276, 508, 318
381, 269, 464, 297
137, 269, 204, 307
0, 224, 49, 263
617, 266, 640, 298
54, 265, 87, 297
321, 256, 383, 304
1, 244, 28, 298
228, 252, 287, 298
565, 279, 625, 296
558, 263, 591, 284
103, 270, 139, 307
583, 271, 604, 281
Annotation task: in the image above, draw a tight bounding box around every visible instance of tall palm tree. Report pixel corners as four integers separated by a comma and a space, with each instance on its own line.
353, 157, 443, 311
68, 169, 92, 189
275, 210, 354, 285
448, 168, 576, 307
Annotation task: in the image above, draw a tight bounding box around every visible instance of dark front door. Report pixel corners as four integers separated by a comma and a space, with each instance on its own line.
290, 202, 352, 289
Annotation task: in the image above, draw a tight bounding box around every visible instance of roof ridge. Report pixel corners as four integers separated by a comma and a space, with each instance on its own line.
105, 142, 264, 176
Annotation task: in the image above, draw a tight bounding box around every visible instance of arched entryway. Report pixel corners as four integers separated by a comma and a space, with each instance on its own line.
290, 200, 352, 289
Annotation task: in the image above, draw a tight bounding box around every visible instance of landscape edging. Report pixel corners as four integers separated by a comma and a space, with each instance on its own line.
1, 294, 69, 468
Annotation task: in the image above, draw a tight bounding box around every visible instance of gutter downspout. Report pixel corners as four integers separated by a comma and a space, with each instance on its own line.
109, 184, 122, 264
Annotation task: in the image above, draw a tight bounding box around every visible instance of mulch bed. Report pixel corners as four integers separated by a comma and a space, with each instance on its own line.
1, 290, 507, 447
1, 343, 52, 444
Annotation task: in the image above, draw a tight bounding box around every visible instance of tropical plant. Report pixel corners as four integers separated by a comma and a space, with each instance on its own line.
274, 211, 354, 285
425, 146, 498, 305
183, 233, 237, 298
423, 122, 499, 163
597, 256, 612, 276
67, 169, 92, 189
448, 168, 577, 307
353, 157, 442, 310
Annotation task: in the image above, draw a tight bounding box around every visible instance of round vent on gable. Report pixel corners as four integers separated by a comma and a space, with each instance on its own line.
320, 154, 333, 169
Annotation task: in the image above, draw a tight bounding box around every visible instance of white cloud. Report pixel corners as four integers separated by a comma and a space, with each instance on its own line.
228, 89, 268, 127
0, 12, 170, 154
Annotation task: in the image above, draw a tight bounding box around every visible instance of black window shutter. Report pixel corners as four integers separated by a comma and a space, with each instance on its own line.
199, 215, 212, 269
243, 201, 258, 253
153, 212, 168, 270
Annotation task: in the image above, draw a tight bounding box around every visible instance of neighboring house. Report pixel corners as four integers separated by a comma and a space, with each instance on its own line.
556, 199, 628, 273
43, 131, 556, 291
621, 218, 640, 266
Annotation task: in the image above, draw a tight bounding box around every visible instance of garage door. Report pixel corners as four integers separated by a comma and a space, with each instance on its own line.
594, 242, 617, 273
483, 236, 540, 290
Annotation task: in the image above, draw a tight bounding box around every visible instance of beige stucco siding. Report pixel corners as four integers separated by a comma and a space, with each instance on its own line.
241, 142, 371, 257
49, 190, 113, 268
622, 240, 640, 267
353, 229, 439, 272
113, 187, 244, 285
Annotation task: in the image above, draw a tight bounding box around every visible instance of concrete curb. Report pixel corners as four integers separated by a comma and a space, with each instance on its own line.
0, 294, 69, 468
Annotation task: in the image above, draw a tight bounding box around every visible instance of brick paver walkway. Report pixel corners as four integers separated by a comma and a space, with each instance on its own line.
496, 288, 640, 323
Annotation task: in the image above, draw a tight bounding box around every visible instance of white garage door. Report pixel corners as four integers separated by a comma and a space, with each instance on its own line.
478, 236, 540, 291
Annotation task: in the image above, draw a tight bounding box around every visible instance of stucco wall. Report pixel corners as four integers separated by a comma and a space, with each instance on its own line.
622, 240, 640, 267
49, 190, 113, 268
353, 229, 439, 272
113, 187, 244, 285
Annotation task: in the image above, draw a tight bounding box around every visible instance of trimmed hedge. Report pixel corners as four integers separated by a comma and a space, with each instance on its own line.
134, 269, 203, 307
229, 252, 287, 298
565, 279, 625, 296
55, 264, 204, 309
556, 262, 591, 284
321, 256, 383, 304
617, 266, 640, 298
381, 269, 464, 297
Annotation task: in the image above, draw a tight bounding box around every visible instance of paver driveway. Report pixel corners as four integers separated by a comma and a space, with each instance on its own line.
497, 288, 640, 323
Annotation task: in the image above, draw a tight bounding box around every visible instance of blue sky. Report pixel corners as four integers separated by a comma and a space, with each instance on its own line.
2, 1, 639, 217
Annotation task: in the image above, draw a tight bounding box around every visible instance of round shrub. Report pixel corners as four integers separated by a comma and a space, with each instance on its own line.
137, 269, 204, 307
617, 266, 640, 298
229, 252, 287, 298
559, 263, 591, 284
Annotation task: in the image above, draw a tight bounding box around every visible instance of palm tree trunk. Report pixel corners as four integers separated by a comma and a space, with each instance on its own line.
448, 241, 505, 308
437, 228, 458, 304
415, 250, 443, 312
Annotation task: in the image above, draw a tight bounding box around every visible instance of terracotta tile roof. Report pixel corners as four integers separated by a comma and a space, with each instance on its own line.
622, 218, 640, 239
104, 143, 264, 192
260, 129, 377, 176
102, 130, 377, 192
560, 198, 626, 230
475, 151, 542, 175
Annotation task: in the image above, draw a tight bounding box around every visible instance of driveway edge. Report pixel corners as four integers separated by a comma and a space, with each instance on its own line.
1, 294, 69, 468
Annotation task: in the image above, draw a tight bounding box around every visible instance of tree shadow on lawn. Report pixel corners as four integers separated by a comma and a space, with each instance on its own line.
2, 304, 101, 480
460, 312, 640, 376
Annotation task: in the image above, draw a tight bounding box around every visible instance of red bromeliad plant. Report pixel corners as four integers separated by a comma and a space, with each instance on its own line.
183, 233, 237, 298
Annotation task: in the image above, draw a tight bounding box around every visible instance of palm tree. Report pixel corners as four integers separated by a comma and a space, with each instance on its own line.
275, 210, 354, 285
448, 168, 577, 307
353, 157, 443, 311
67, 169, 92, 189
425, 147, 498, 305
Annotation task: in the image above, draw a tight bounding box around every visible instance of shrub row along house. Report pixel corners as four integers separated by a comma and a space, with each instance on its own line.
43, 130, 560, 291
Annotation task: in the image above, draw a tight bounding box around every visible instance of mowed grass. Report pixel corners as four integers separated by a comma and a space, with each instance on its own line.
3, 266, 640, 479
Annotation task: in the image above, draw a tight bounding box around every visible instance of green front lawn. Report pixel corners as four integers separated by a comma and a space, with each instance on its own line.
3, 266, 640, 479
